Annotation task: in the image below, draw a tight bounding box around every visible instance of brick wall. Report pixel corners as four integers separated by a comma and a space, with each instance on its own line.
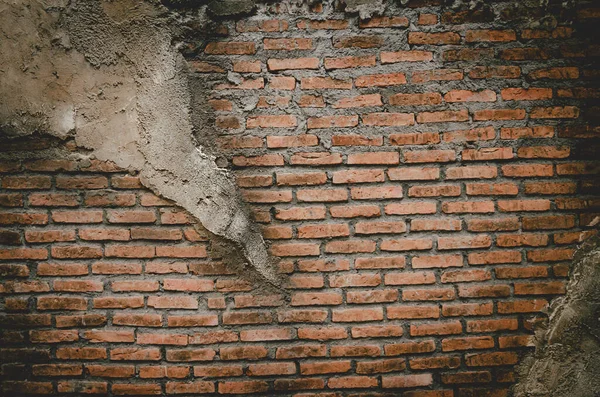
1, 0, 600, 396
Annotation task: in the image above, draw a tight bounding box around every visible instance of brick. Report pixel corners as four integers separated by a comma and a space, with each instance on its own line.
334, 94, 383, 108
389, 92, 442, 106
381, 238, 433, 252
359, 16, 409, 28
465, 352, 518, 367
385, 271, 435, 285
445, 89, 496, 102
501, 88, 552, 101
297, 223, 349, 239
408, 184, 460, 197
264, 38, 312, 50
347, 289, 398, 304
333, 169, 384, 184
112, 384, 162, 395
276, 344, 326, 359
300, 360, 351, 375
351, 186, 403, 201
409, 31, 460, 45
356, 256, 405, 270
324, 55, 376, 69
298, 19, 349, 30
466, 182, 518, 195
308, 115, 358, 129
412, 218, 461, 231
355, 221, 406, 235
530, 106, 580, 119
356, 73, 407, 87
412, 69, 463, 83
383, 374, 433, 388
444, 126, 496, 142
443, 301, 493, 317
388, 167, 439, 181
458, 284, 511, 298
502, 164, 554, 178
348, 152, 399, 165
501, 126, 554, 139
330, 345, 381, 357
403, 288, 455, 301
474, 109, 525, 121
363, 112, 415, 126
2, 176, 51, 189
529, 67, 579, 79
417, 110, 469, 123
291, 152, 343, 166
301, 77, 352, 90
465, 29, 516, 42
390, 132, 440, 146
469, 66, 521, 79
204, 41, 255, 55
443, 201, 494, 213
381, 51, 433, 63
443, 336, 495, 352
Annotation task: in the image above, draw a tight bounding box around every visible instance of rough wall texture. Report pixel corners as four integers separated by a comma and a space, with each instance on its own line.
1, 0, 600, 396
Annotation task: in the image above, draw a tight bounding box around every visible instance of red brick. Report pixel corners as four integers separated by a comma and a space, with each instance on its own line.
529, 67, 579, 79
465, 352, 518, 367
351, 186, 403, 200
470, 66, 521, 79
445, 89, 497, 102
330, 345, 381, 357
417, 110, 469, 123
388, 167, 440, 181
383, 373, 433, 388
112, 384, 162, 395
403, 288, 455, 301
444, 126, 496, 142
409, 31, 460, 45
301, 77, 352, 90
308, 115, 358, 129
413, 69, 463, 83
264, 38, 312, 50
356, 73, 407, 87
465, 29, 516, 42
458, 284, 511, 298
385, 340, 436, 356
404, 149, 456, 163
324, 55, 376, 69
443, 302, 493, 317
384, 271, 436, 285
362, 112, 415, 126
334, 94, 383, 108
381, 238, 433, 251
348, 152, 399, 165
359, 16, 409, 28
389, 92, 442, 106
247, 362, 296, 376
474, 109, 526, 121
205, 41, 255, 55
390, 132, 441, 145
381, 50, 433, 63
442, 336, 495, 352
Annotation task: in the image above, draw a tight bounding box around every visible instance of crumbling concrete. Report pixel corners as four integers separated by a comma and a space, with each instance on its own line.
0, 0, 281, 287
514, 231, 600, 397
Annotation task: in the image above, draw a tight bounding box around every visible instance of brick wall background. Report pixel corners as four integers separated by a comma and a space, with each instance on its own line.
1, 0, 599, 395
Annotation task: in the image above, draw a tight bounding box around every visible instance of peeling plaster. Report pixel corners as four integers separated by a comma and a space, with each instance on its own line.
0, 0, 282, 288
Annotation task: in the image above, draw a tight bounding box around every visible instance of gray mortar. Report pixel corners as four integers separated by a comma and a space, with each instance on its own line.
513, 232, 600, 397
0, 0, 282, 289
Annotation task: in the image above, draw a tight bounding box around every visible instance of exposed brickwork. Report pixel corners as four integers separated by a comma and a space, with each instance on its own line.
2, 0, 600, 395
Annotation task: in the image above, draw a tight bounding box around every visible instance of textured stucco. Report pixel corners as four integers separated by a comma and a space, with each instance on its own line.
0, 0, 282, 287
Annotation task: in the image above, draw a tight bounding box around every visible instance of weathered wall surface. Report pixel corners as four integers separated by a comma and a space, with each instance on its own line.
514, 236, 600, 397
1, 0, 600, 396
